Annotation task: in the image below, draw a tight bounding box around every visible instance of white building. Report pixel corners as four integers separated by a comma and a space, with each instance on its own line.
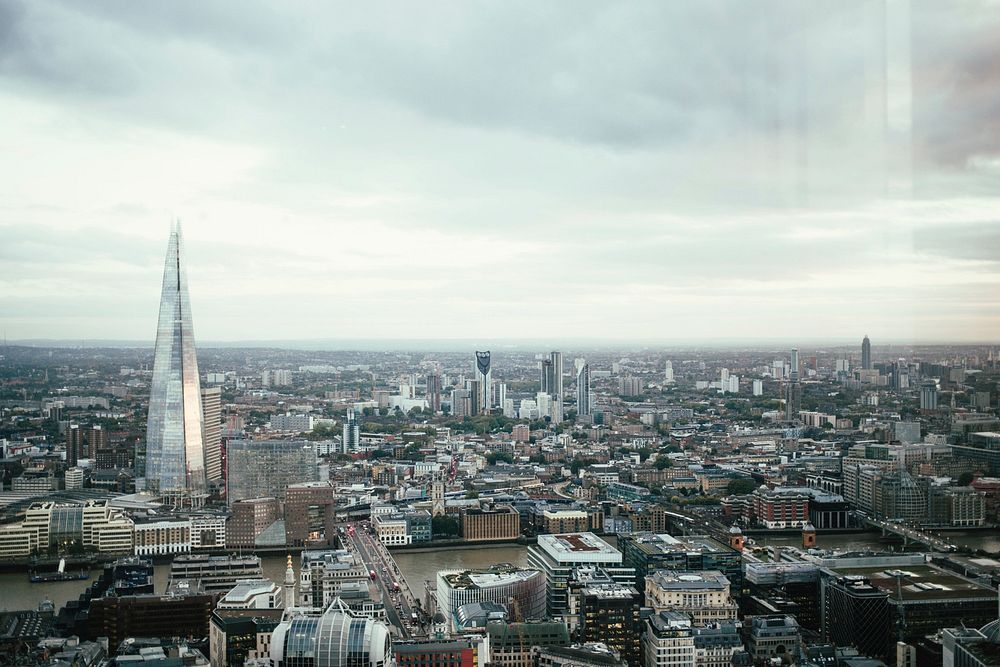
373, 515, 411, 546
268, 414, 314, 432
65, 467, 84, 490
217, 579, 284, 609
526, 533, 634, 617
644, 570, 738, 624
191, 515, 227, 550
436, 565, 546, 630
134, 518, 192, 556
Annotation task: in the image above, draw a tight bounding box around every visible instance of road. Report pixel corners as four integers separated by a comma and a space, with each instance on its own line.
345, 524, 427, 638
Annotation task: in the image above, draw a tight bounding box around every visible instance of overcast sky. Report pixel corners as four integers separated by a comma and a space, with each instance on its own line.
2, 1, 999, 345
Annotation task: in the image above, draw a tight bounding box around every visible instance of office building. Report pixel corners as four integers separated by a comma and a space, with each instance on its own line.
692, 623, 744, 667
217, 579, 284, 610
644, 570, 738, 624
64, 466, 84, 490
862, 335, 872, 370
942, 620, 1000, 667
437, 565, 546, 629
665, 360, 674, 384
0, 499, 133, 558
201, 386, 223, 484
134, 516, 192, 556
537, 645, 625, 667
643, 611, 696, 667
343, 409, 360, 453
460, 504, 520, 541
299, 549, 370, 609
285, 482, 338, 546
577, 363, 592, 417
619, 533, 742, 595
527, 533, 635, 617
67, 424, 105, 466
487, 620, 571, 667
168, 554, 263, 594
395, 638, 487, 667
227, 497, 281, 547
145, 224, 207, 505
209, 608, 283, 667
226, 439, 318, 504
748, 615, 801, 663
268, 599, 393, 667
88, 592, 214, 650
575, 582, 642, 667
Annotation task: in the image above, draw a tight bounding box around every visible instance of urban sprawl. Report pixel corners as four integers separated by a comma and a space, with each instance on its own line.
1, 228, 999, 667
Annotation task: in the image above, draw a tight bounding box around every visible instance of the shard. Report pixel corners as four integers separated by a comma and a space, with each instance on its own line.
144, 223, 206, 503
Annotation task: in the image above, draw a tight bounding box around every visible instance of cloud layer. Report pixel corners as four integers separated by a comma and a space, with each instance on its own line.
1, 0, 999, 343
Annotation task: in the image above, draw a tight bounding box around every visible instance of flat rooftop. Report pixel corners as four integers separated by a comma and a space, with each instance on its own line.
626, 532, 734, 557
440, 564, 541, 590
647, 570, 731, 590
536, 533, 622, 563
828, 564, 997, 602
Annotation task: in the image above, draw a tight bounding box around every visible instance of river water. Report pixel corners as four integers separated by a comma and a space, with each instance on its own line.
2, 531, 996, 613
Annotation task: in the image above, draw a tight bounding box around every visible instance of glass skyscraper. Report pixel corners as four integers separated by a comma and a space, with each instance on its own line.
145, 224, 207, 503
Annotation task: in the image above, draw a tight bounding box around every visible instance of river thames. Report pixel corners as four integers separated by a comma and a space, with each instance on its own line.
2, 531, 997, 613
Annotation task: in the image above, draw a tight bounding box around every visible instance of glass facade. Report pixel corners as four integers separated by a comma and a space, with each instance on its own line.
275, 602, 392, 667
145, 225, 206, 500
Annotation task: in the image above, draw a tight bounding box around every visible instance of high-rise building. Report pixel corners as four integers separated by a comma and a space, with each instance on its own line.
575, 579, 642, 667
343, 409, 360, 453
790, 348, 800, 382
467, 379, 483, 417
785, 381, 802, 420
862, 335, 872, 370
426, 372, 442, 413
576, 364, 591, 417
67, 424, 106, 467
540, 359, 554, 394
920, 381, 938, 411
664, 360, 674, 384
226, 440, 318, 505
526, 533, 635, 617
475, 351, 492, 413
548, 352, 564, 422
145, 225, 207, 505
201, 386, 222, 484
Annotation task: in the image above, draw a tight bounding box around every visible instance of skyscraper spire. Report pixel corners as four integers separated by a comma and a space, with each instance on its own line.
144, 223, 207, 505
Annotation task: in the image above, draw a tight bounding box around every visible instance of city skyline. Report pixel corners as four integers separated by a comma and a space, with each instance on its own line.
2, 2, 999, 343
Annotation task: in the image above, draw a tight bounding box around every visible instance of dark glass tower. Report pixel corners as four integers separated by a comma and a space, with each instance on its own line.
144, 224, 206, 503
862, 335, 872, 370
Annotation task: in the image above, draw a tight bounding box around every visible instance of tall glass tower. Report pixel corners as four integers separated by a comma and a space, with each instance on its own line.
145, 224, 206, 503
